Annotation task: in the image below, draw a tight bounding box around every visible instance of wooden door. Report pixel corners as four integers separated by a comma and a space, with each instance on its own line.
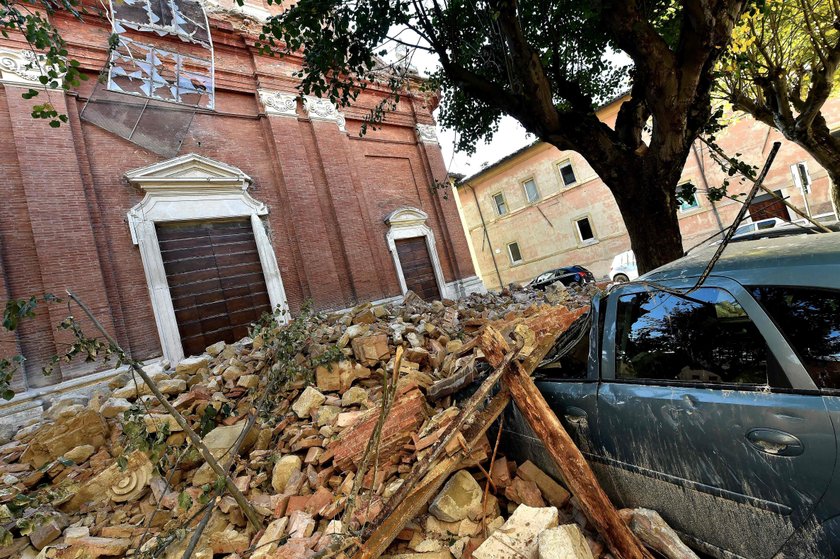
157, 219, 271, 357
395, 237, 441, 300
749, 193, 790, 222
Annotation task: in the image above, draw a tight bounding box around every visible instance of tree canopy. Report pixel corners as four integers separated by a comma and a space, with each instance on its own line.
715, 0, 840, 207
259, 0, 748, 273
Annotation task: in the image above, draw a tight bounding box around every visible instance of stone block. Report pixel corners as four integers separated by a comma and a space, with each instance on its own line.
20, 409, 109, 468
292, 386, 326, 418
29, 519, 64, 550
341, 386, 368, 407
517, 461, 570, 508
99, 398, 132, 419
351, 333, 390, 366
157, 379, 187, 395
252, 518, 288, 559
429, 470, 483, 523
63, 445, 95, 464
272, 454, 302, 492
202, 421, 256, 460
205, 341, 226, 356
143, 414, 183, 433
473, 505, 559, 559
537, 525, 594, 559
175, 355, 209, 376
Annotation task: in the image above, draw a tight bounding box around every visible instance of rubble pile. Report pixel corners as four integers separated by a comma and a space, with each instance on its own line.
0, 283, 621, 559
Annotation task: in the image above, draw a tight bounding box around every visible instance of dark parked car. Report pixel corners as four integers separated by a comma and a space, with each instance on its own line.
505, 232, 840, 558
528, 266, 594, 289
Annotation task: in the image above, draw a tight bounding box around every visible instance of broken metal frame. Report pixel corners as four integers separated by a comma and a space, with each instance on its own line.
106, 0, 215, 109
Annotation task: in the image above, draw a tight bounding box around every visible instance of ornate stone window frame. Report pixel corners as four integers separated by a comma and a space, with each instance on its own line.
126, 153, 287, 363
385, 207, 448, 299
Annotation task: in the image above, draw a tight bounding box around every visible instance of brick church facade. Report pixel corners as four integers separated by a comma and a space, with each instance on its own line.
0, 0, 482, 394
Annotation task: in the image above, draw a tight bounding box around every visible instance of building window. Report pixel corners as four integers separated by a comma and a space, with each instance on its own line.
107, 0, 214, 108
523, 179, 540, 203
558, 161, 577, 187
574, 217, 595, 243
791, 162, 812, 194
492, 192, 508, 216
507, 242, 523, 265
677, 182, 700, 212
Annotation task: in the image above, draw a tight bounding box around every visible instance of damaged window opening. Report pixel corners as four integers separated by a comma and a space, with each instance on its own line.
108, 39, 213, 107
111, 0, 211, 46
107, 0, 214, 108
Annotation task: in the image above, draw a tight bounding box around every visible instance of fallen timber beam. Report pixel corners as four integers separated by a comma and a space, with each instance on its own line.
619, 508, 699, 559
479, 305, 655, 559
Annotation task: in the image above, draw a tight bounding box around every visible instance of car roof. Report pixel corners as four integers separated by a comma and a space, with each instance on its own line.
642, 231, 840, 289
539, 267, 577, 275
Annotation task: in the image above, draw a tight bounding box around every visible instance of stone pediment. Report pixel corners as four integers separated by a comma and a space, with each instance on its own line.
385, 207, 429, 228
125, 153, 252, 191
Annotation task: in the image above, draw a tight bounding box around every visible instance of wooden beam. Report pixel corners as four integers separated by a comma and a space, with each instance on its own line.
478, 305, 654, 559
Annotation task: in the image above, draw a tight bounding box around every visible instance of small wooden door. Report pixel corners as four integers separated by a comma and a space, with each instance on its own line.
395, 237, 441, 301
749, 191, 790, 222
157, 219, 271, 357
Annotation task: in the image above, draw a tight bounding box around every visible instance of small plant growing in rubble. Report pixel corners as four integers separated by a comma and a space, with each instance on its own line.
251, 301, 343, 418
119, 405, 172, 468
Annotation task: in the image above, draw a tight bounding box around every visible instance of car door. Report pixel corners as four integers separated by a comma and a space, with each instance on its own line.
502, 296, 604, 480
595, 278, 835, 559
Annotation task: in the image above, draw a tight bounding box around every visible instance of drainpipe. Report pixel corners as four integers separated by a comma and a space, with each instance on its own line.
466, 183, 504, 289
693, 143, 725, 233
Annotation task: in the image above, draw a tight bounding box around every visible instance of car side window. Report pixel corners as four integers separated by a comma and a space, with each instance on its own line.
615, 287, 769, 386
752, 286, 840, 389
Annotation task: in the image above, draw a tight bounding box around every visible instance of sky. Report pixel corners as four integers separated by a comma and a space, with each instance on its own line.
436, 116, 534, 179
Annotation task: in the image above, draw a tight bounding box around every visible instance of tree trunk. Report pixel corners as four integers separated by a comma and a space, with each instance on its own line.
610, 174, 685, 275
791, 128, 840, 219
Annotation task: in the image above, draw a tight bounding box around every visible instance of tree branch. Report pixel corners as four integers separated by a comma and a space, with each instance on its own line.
797, 25, 840, 129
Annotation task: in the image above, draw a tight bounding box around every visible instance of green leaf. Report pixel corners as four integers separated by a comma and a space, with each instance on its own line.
178, 491, 193, 511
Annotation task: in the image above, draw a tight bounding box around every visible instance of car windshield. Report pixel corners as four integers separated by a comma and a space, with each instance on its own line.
534, 272, 554, 283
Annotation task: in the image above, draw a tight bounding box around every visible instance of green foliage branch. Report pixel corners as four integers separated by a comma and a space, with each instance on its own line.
1, 0, 88, 126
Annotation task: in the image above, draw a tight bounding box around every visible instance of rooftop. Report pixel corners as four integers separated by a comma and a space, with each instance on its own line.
456, 91, 630, 186
644, 231, 840, 287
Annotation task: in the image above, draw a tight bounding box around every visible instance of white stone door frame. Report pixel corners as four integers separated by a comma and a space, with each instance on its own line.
385, 207, 449, 300
126, 153, 288, 364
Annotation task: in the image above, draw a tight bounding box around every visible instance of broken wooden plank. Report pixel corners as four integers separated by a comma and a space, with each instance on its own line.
619, 508, 699, 559
480, 305, 654, 559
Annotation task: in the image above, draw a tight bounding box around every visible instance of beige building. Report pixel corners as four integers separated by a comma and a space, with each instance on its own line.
454, 97, 840, 289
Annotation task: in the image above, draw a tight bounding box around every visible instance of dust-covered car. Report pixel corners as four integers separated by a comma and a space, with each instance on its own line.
505, 232, 840, 558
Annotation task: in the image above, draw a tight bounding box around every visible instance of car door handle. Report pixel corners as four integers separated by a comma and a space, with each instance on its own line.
746, 428, 804, 457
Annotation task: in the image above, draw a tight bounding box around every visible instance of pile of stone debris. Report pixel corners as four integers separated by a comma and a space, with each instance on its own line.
0, 283, 689, 559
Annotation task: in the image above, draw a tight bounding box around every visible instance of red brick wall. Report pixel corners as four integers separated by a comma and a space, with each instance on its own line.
0, 9, 476, 387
